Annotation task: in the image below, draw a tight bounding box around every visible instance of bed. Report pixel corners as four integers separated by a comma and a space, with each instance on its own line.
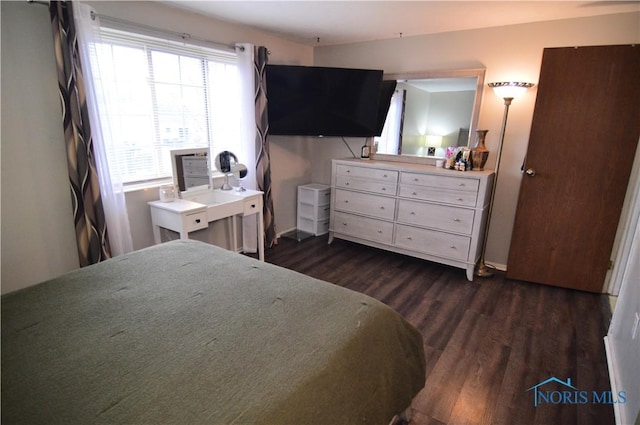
2, 240, 425, 424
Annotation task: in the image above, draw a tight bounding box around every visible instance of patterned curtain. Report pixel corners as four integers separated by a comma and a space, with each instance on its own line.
254, 46, 277, 247
50, 1, 111, 266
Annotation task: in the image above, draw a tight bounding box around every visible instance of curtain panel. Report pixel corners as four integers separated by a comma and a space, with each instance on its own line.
254, 46, 277, 248
49, 1, 111, 266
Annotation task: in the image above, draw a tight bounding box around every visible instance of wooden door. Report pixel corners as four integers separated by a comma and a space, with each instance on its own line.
506, 45, 640, 292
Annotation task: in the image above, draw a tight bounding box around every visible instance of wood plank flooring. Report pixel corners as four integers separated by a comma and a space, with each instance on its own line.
260, 235, 615, 425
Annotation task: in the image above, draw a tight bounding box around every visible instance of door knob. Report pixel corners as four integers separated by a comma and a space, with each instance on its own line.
525, 168, 536, 177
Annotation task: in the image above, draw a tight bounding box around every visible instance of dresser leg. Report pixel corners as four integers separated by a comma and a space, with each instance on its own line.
466, 267, 475, 282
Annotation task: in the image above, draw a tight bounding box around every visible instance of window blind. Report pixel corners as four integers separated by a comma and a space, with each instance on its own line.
92, 27, 240, 185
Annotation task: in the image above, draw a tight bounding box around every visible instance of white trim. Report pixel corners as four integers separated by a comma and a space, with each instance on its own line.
605, 138, 640, 295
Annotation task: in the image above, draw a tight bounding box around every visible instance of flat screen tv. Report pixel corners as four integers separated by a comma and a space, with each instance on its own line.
265, 65, 384, 137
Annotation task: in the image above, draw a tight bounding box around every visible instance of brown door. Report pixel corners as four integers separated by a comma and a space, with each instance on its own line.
506, 45, 640, 292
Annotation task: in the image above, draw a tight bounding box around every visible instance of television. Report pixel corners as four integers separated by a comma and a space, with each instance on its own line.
265, 65, 384, 137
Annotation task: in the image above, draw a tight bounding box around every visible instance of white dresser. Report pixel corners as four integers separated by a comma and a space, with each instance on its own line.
329, 159, 494, 281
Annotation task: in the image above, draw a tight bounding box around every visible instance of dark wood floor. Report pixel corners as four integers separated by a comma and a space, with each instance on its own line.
260, 234, 615, 425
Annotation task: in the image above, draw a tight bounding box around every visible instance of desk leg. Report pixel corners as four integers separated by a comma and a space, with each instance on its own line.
152, 225, 161, 244
231, 216, 238, 254
257, 211, 265, 262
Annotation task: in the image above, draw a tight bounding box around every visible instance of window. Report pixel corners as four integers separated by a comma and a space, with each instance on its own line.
92, 28, 240, 184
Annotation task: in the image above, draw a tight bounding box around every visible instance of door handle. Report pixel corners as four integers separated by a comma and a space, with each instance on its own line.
525, 168, 536, 177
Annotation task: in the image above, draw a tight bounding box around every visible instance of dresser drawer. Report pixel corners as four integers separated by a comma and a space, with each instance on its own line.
334, 189, 396, 220
398, 185, 478, 207
395, 224, 471, 261
400, 172, 479, 192
397, 199, 475, 235
185, 211, 208, 232
336, 164, 398, 182
335, 175, 397, 196
333, 212, 394, 244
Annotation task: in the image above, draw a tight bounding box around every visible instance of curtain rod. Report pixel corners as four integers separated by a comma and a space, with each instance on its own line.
89, 11, 242, 52
27, 0, 243, 52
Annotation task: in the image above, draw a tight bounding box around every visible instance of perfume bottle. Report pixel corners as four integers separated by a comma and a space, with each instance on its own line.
360, 141, 370, 159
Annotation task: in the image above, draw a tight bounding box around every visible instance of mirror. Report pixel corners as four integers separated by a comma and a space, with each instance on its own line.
214, 151, 248, 191
373, 68, 485, 162
170, 148, 211, 194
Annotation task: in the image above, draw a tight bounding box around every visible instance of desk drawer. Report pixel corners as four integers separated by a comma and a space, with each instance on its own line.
243, 197, 261, 216
185, 211, 208, 232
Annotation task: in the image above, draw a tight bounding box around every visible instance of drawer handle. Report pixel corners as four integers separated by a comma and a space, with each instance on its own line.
346, 169, 351, 173
450, 245, 457, 249
457, 198, 464, 201
250, 204, 256, 208
344, 200, 349, 203
195, 219, 201, 224
412, 192, 418, 196
413, 178, 419, 182
381, 187, 386, 191
324, 207, 330, 211
342, 222, 348, 226
459, 183, 466, 187
383, 174, 388, 178
380, 206, 385, 210
345, 182, 350, 186
453, 218, 461, 222
410, 211, 416, 215
377, 230, 383, 234
406, 236, 413, 240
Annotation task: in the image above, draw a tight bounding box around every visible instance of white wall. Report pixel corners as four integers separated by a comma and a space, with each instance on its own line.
312, 12, 640, 267
1, 1, 80, 294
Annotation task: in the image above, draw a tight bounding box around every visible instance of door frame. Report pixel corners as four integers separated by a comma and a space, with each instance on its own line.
605, 137, 640, 295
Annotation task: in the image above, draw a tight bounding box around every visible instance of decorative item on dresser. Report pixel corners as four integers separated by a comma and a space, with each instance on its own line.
329, 159, 494, 281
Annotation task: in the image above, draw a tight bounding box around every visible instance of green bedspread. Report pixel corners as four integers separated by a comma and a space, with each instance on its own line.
2, 240, 425, 424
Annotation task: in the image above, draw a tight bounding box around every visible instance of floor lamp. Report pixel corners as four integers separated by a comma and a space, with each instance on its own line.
476, 81, 534, 277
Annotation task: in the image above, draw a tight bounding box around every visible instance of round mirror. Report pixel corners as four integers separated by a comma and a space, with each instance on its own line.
215, 151, 248, 191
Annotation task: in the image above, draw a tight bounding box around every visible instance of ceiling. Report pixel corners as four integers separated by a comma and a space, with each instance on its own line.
163, 1, 640, 46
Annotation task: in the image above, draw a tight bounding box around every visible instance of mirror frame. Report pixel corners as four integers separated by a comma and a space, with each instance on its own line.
372, 67, 485, 164
170, 147, 211, 195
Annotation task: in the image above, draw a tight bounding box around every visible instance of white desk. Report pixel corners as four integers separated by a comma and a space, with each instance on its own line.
148, 188, 264, 261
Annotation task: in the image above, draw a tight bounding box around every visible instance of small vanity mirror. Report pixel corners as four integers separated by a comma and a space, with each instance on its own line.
374, 68, 485, 161
170, 148, 211, 194
214, 151, 248, 191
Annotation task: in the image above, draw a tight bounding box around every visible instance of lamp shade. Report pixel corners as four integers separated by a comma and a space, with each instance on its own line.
488, 82, 534, 99
424, 135, 443, 147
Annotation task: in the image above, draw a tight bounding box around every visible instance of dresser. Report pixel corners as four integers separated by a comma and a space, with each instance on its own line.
329, 159, 494, 281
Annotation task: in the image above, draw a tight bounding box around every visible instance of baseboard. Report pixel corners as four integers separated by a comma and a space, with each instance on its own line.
604, 337, 623, 425
485, 262, 507, 272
